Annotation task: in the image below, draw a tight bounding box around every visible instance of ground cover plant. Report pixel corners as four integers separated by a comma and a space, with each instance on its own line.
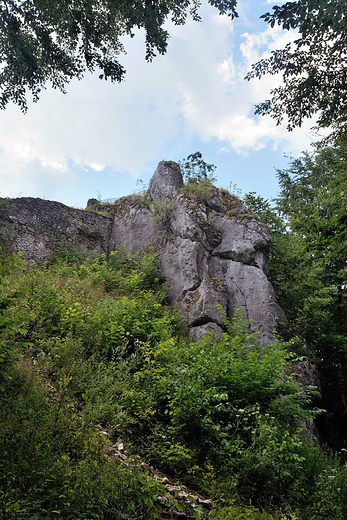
1, 247, 347, 519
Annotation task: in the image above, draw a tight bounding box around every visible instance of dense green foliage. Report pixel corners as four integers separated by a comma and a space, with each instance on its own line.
245, 0, 347, 132
244, 136, 347, 448
1, 243, 347, 519
0, 249, 181, 519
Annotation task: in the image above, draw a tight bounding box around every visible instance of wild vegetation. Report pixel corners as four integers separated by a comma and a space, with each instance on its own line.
243, 134, 347, 450
1, 200, 347, 520
2, 0, 347, 516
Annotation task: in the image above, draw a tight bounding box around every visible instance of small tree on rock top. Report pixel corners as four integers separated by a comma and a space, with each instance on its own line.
179, 152, 217, 185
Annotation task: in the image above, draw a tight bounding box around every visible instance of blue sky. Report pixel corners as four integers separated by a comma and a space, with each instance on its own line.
0, 0, 323, 208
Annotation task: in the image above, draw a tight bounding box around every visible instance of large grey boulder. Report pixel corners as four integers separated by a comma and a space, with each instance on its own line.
223, 261, 287, 341
2, 165, 283, 344
213, 216, 271, 273
160, 237, 206, 303
189, 322, 224, 343
0, 160, 277, 346
110, 160, 287, 345
110, 205, 158, 255
183, 277, 228, 327
149, 161, 183, 201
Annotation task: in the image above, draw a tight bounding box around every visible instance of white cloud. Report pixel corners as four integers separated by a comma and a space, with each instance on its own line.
240, 25, 295, 68
0, 108, 68, 174
211, 114, 279, 152
0, 1, 318, 205
217, 56, 237, 83
90, 163, 106, 172
170, 15, 313, 156
0, 159, 77, 200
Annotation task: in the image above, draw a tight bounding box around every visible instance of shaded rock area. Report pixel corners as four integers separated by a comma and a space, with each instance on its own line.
290, 351, 323, 442
0, 197, 112, 264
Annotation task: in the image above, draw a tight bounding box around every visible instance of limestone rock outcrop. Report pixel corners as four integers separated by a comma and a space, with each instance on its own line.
1, 161, 287, 344
149, 161, 183, 201
0, 197, 112, 265
110, 162, 287, 344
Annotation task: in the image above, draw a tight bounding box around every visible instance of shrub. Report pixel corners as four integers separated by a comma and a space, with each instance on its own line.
179, 151, 216, 185
0, 248, 343, 519
150, 198, 174, 231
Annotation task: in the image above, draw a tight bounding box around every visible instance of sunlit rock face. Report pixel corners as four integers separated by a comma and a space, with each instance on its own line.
111, 161, 287, 345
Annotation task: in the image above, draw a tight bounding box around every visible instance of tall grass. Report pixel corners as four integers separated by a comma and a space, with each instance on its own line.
0, 249, 347, 519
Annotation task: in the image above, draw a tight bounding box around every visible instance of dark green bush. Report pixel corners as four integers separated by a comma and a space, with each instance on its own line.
0, 249, 346, 519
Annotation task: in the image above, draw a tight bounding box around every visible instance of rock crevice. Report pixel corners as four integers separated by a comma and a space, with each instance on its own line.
111, 161, 287, 344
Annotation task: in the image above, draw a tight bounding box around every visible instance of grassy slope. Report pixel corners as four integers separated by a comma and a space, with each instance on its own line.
1, 249, 347, 520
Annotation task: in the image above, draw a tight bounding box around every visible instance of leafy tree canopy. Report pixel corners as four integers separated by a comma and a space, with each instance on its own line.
244, 142, 347, 441
275, 137, 347, 267
245, 1, 347, 132
0, 0, 238, 112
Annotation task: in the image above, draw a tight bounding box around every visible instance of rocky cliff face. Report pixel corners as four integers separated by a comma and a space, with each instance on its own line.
111, 161, 287, 344
1, 161, 287, 344
0, 197, 112, 264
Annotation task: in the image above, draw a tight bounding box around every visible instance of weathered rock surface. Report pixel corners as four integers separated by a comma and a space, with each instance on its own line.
149, 161, 183, 201
1, 162, 286, 345
111, 205, 158, 256
110, 163, 287, 345
0, 197, 112, 264
213, 216, 271, 272
223, 261, 287, 338
183, 278, 228, 327
188, 322, 224, 343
